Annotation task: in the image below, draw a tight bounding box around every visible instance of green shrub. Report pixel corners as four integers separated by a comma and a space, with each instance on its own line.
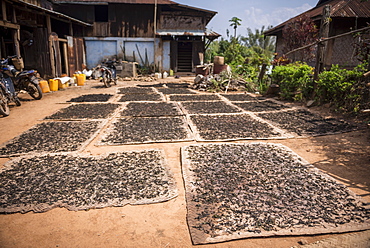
271, 62, 314, 101
316, 64, 366, 113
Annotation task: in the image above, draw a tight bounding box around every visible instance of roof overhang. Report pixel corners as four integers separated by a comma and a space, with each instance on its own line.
265, 0, 370, 36
53, 0, 217, 25
14, 0, 93, 26
156, 29, 221, 40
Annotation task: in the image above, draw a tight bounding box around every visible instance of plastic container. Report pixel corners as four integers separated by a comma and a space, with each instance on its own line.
57, 79, 67, 89
76, 74, 85, 86
163, 71, 168, 78
49, 79, 58, 91
39, 80, 50, 93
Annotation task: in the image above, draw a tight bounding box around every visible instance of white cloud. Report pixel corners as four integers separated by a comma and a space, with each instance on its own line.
243, 3, 313, 31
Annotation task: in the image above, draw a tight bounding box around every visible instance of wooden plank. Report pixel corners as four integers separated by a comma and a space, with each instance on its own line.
67, 36, 76, 75
170, 41, 177, 72
0, 20, 20, 29
46, 15, 55, 78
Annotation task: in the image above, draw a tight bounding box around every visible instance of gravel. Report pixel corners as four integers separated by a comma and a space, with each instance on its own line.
0, 121, 102, 156
190, 114, 281, 140
156, 88, 196, 95
67, 94, 113, 102
181, 101, 242, 114
182, 143, 370, 244
121, 102, 183, 117
117, 87, 156, 94
169, 94, 222, 102
0, 150, 177, 213
45, 103, 121, 120
100, 117, 191, 144
118, 93, 163, 102
234, 100, 290, 112
258, 109, 357, 136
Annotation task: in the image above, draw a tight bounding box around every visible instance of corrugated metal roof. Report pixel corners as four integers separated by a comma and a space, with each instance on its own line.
265, 0, 370, 35
331, 0, 370, 17
54, 0, 217, 15
16, 0, 92, 26
54, 0, 177, 4
156, 29, 221, 37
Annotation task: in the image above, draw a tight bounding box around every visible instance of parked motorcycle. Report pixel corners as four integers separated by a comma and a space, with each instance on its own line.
0, 70, 21, 117
93, 59, 117, 88
1, 56, 42, 100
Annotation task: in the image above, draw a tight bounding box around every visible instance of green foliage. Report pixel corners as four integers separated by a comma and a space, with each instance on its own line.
282, 14, 318, 61
316, 64, 367, 113
205, 25, 277, 94
271, 63, 314, 101
229, 17, 242, 37
242, 26, 275, 58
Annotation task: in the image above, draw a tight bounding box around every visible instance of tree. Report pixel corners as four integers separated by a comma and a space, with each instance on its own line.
242, 25, 275, 57
229, 17, 242, 38
282, 14, 318, 61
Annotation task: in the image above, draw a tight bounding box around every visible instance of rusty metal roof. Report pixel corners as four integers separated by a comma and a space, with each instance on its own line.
16, 0, 92, 26
53, 0, 217, 15
156, 29, 221, 38
265, 0, 370, 35
54, 0, 177, 4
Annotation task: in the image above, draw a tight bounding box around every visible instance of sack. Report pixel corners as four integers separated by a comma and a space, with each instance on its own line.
12, 57, 24, 70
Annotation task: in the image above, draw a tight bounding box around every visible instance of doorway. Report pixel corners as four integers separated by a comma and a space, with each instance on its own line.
177, 42, 192, 72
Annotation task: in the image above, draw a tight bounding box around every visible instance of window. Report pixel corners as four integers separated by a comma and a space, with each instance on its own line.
95, 5, 108, 22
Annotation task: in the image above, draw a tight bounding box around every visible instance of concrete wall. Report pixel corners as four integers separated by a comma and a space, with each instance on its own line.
84, 37, 171, 71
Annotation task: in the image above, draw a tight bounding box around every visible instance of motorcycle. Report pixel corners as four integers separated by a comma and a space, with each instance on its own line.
0, 79, 10, 116
93, 59, 117, 88
0, 70, 21, 117
1, 56, 42, 100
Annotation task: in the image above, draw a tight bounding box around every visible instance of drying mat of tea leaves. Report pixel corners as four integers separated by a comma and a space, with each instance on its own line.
180, 101, 242, 115
98, 116, 193, 145
118, 93, 164, 102
168, 94, 221, 102
258, 109, 358, 137
181, 143, 370, 245
117, 87, 156, 94
45, 103, 121, 120
120, 102, 183, 117
220, 93, 263, 102
0, 121, 103, 157
0, 150, 177, 213
163, 82, 190, 88
156, 88, 197, 95
67, 94, 114, 102
234, 100, 291, 112
189, 114, 286, 141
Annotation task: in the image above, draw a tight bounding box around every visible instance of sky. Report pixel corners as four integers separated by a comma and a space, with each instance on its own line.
175, 0, 319, 37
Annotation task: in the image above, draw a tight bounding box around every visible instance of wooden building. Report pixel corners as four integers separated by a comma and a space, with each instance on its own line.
53, 0, 220, 73
0, 0, 92, 78
265, 0, 370, 68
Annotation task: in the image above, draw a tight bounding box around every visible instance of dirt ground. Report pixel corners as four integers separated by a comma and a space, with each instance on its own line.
0, 78, 369, 248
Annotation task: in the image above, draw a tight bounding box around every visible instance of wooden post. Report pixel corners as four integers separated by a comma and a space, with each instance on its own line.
12, 7, 21, 57
46, 15, 56, 78
69, 22, 73, 36
258, 63, 267, 83
314, 5, 331, 81
312, 5, 331, 99
2, 1, 6, 21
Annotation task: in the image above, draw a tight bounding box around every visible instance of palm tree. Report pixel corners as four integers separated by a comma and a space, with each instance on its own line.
242, 26, 275, 53
229, 17, 242, 38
